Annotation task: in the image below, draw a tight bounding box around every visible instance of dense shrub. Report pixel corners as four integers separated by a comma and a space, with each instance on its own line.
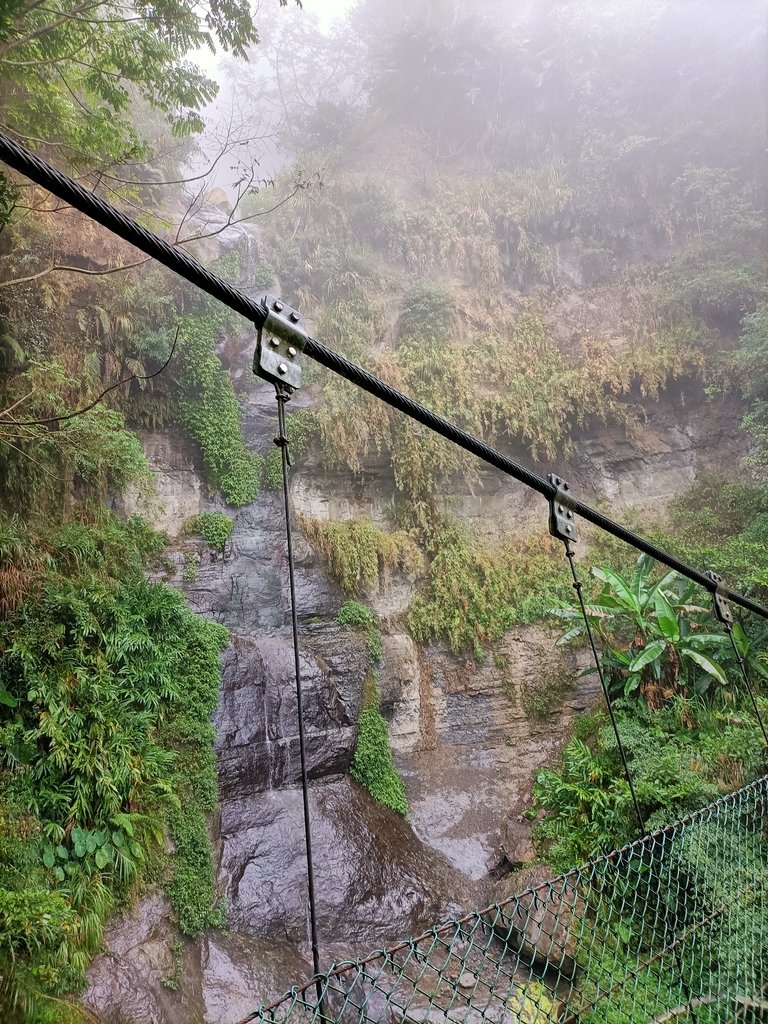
350, 674, 408, 815
185, 512, 233, 552
300, 516, 422, 593
0, 515, 228, 1017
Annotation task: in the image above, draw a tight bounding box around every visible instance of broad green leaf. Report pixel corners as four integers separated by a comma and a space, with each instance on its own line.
0, 690, 17, 707
685, 634, 729, 645
624, 674, 641, 696
592, 567, 640, 613
556, 627, 582, 646
95, 847, 111, 870
694, 674, 712, 695
629, 640, 665, 673
682, 649, 729, 687
43, 847, 55, 870
732, 622, 749, 656
643, 570, 679, 607
654, 591, 680, 642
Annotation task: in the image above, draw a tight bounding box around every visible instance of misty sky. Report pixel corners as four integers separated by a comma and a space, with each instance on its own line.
304, 0, 354, 29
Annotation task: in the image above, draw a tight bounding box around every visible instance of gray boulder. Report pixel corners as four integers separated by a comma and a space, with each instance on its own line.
487, 865, 583, 978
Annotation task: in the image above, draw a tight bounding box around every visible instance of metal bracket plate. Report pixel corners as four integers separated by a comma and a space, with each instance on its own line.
254, 294, 307, 390
548, 473, 577, 545
706, 570, 733, 625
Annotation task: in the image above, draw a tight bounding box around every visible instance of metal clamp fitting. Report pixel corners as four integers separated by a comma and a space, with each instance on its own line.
254, 294, 307, 391
548, 473, 577, 545
706, 570, 733, 625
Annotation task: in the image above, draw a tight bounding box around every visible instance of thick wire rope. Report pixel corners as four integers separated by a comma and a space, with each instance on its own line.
1, 131, 768, 623
274, 386, 323, 1004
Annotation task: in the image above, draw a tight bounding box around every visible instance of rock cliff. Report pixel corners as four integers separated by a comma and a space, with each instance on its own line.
87, 352, 748, 1022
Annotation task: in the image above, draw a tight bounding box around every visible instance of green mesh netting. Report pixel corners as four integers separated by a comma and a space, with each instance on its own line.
238, 775, 768, 1024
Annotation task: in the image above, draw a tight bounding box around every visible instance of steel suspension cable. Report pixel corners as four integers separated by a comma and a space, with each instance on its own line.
274, 386, 323, 999
2, 132, 768, 623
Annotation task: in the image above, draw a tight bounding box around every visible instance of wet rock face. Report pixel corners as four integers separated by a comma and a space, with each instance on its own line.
215, 627, 367, 798
86, 378, 750, 1023
84, 892, 312, 1024
386, 626, 601, 880
220, 778, 473, 950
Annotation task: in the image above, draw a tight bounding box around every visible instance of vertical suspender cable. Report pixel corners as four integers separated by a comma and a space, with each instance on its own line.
274, 387, 323, 1003
565, 547, 699, 1020
725, 625, 768, 750
563, 547, 646, 834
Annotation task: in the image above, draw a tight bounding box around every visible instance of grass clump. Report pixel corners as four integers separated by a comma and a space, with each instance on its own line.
337, 600, 383, 662
184, 511, 233, 552
519, 666, 574, 723
350, 674, 408, 815
299, 516, 422, 593
176, 305, 260, 507
408, 522, 568, 659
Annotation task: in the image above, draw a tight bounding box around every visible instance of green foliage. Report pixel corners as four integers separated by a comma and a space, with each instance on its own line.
0, 360, 149, 516
408, 523, 568, 659
183, 551, 200, 583
552, 555, 763, 704
350, 675, 408, 815
533, 699, 764, 873
737, 304, 768, 469
518, 667, 573, 724
0, 0, 296, 164
262, 412, 316, 490
176, 306, 261, 506
337, 600, 383, 663
185, 512, 233, 552
315, 307, 714, 518
161, 940, 184, 991
0, 514, 228, 1016
660, 475, 768, 598
251, 261, 278, 289
397, 282, 456, 345
300, 516, 422, 594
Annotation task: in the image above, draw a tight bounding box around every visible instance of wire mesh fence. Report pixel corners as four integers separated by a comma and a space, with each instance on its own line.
240, 775, 768, 1024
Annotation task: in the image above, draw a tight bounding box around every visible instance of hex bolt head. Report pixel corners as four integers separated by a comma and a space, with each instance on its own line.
563, 482, 570, 491
566, 525, 572, 534
269, 337, 280, 347
290, 311, 300, 323
274, 300, 284, 312
278, 362, 288, 374
566, 510, 573, 519
558, 505, 564, 514
288, 346, 297, 358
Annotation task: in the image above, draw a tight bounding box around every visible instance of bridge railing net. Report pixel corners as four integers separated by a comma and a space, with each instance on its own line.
248, 776, 768, 1024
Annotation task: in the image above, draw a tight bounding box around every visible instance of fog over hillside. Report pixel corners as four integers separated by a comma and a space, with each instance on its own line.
0, 2, 767, 1022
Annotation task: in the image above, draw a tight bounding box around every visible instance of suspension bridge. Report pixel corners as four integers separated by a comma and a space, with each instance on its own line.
2, 134, 767, 1024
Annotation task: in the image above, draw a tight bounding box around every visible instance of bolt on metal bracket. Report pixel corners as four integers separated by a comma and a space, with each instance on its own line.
253, 294, 307, 391
706, 570, 733, 625
548, 473, 577, 546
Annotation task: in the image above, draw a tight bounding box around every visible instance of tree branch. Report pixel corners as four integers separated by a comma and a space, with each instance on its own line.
0, 328, 178, 426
